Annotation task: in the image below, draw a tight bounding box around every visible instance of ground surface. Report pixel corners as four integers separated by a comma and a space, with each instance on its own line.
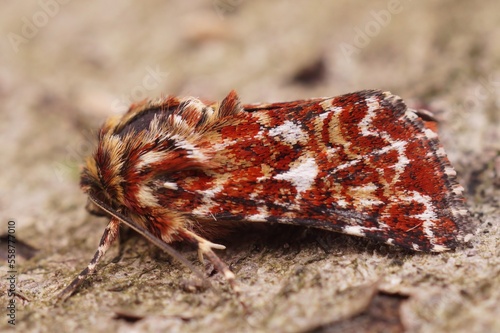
1, 1, 499, 332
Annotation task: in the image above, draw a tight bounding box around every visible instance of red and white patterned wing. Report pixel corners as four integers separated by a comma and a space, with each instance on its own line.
158, 90, 472, 252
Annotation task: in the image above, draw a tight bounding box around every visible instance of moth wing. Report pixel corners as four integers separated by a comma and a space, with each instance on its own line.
200, 90, 472, 252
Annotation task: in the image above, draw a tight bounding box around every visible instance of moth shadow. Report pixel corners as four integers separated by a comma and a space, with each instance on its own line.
116, 223, 415, 274
212, 223, 414, 260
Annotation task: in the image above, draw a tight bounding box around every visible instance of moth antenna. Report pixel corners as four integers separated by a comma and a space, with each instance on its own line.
57, 196, 207, 302
56, 217, 120, 302
88, 196, 206, 283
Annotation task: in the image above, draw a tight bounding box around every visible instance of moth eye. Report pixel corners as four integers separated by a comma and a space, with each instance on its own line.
85, 198, 108, 217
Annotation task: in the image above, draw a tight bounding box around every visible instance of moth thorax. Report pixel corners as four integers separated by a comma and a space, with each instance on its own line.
116, 98, 214, 138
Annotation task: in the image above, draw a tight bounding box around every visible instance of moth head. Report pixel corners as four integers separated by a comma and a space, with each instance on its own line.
80, 134, 127, 213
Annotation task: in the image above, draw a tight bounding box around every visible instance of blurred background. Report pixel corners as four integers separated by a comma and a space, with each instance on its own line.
1, 1, 499, 332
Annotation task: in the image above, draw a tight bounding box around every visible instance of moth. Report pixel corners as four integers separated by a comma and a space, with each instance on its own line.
58, 90, 473, 300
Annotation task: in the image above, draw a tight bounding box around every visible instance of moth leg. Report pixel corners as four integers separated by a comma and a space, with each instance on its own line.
181, 230, 240, 294
111, 224, 129, 263
56, 217, 120, 302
